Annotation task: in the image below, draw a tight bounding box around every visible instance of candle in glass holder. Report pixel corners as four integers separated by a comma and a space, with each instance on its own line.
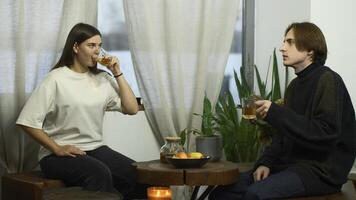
147, 187, 172, 200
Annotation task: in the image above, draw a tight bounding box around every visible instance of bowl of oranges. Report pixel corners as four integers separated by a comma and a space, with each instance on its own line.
166, 152, 210, 168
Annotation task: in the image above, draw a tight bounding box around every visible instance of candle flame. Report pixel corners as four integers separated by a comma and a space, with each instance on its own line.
147, 187, 172, 199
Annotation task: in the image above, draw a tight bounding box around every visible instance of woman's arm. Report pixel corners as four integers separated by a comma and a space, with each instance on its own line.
19, 125, 86, 157
106, 57, 139, 114
114, 74, 139, 114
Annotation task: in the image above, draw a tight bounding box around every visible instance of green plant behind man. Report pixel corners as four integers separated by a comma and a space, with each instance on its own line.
215, 48, 290, 163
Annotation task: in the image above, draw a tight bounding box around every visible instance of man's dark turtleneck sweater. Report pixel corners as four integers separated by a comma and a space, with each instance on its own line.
255, 62, 356, 195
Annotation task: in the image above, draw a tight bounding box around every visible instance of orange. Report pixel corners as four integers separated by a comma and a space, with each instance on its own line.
175, 152, 188, 159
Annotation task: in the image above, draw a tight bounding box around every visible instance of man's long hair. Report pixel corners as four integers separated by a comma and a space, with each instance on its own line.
285, 22, 328, 65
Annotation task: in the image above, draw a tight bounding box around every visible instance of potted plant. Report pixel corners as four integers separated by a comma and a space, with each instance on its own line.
179, 95, 223, 161
193, 95, 223, 161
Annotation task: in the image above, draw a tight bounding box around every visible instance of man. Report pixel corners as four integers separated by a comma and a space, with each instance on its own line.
209, 22, 355, 200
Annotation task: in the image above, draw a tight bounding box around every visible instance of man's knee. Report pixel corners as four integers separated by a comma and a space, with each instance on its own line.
208, 186, 242, 200
208, 188, 220, 200
244, 185, 263, 200
244, 190, 260, 200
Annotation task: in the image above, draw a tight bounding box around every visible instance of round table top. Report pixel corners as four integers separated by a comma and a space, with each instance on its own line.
133, 160, 240, 186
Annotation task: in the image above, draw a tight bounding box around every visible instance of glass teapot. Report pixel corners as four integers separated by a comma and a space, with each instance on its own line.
160, 136, 184, 163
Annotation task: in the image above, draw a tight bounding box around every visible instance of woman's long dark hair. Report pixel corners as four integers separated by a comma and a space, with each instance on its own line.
52, 23, 103, 74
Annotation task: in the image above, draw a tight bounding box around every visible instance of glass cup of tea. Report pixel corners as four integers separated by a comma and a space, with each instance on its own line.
241, 96, 257, 120
96, 48, 112, 67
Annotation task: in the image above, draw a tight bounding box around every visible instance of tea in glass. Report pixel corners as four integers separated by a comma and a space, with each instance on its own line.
96, 48, 112, 66
242, 97, 256, 119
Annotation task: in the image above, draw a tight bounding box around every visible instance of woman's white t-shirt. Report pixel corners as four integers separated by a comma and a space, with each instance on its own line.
16, 67, 122, 160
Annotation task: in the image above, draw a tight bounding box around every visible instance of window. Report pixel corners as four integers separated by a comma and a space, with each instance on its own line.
222, 0, 243, 102
98, 0, 246, 100
98, 0, 140, 96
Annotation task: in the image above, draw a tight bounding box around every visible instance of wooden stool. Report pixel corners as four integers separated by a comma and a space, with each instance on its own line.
2, 171, 122, 200
43, 187, 121, 200
284, 180, 356, 200
2, 171, 65, 200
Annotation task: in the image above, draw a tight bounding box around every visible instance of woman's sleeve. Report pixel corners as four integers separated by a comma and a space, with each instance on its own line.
16, 76, 55, 129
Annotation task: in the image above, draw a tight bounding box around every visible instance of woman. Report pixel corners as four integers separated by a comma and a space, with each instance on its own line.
16, 23, 147, 199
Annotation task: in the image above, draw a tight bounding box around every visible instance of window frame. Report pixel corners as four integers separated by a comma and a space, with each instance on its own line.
242, 0, 255, 90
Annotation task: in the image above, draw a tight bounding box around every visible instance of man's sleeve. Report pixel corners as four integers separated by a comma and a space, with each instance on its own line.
254, 134, 283, 169
265, 72, 340, 152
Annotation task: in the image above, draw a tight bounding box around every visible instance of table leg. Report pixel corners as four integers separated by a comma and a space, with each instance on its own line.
196, 186, 215, 200
190, 186, 200, 200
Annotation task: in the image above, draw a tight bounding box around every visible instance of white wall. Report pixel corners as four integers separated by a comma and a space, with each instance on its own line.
311, 0, 356, 105
103, 112, 160, 162
255, 0, 310, 89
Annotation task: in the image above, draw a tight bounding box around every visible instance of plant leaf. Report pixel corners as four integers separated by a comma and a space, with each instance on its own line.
255, 65, 267, 99
271, 48, 281, 101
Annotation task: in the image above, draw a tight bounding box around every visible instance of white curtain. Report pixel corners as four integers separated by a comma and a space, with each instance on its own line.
123, 0, 239, 146
123, 0, 239, 199
0, 0, 97, 188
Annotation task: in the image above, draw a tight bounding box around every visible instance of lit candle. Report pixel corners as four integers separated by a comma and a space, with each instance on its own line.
147, 187, 172, 200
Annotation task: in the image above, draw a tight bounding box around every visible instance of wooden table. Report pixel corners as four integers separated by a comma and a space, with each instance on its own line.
133, 160, 239, 200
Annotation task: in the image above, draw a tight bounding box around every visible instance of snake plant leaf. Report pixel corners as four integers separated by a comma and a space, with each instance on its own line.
234, 69, 243, 102
255, 65, 267, 99
271, 48, 282, 101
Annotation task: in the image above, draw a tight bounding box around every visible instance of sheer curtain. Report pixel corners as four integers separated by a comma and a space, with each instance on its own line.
123, 0, 239, 147
124, 1, 239, 198
0, 0, 97, 193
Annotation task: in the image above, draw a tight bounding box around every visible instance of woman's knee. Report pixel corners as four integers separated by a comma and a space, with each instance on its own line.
88, 163, 113, 181
83, 164, 115, 192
